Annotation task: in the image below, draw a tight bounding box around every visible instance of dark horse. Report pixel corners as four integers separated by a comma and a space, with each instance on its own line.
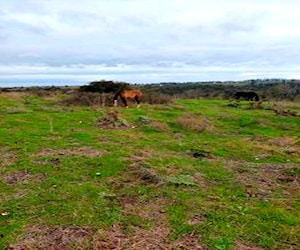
113, 89, 143, 107
233, 91, 259, 101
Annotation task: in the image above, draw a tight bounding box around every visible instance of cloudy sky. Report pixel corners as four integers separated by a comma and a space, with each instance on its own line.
1, 0, 300, 86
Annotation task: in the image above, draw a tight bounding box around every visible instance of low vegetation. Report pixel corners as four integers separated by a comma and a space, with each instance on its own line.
0, 88, 299, 249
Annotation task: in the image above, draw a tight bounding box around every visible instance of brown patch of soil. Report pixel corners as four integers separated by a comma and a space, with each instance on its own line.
34, 147, 103, 158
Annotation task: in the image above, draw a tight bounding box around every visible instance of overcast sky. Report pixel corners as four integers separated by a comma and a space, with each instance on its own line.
1, 0, 300, 86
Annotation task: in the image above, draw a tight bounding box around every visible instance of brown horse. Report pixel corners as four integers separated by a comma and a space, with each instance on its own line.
113, 89, 143, 107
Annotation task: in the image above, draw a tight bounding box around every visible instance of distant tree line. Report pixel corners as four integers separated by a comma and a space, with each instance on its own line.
139, 79, 300, 101
1, 79, 300, 101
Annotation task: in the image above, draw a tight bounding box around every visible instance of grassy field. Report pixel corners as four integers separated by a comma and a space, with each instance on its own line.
0, 92, 299, 249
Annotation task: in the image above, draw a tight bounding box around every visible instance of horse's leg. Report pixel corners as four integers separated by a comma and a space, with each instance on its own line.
113, 99, 118, 107
121, 97, 128, 107
134, 96, 141, 108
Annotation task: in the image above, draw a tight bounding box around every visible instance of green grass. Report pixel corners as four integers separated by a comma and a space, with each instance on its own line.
1, 93, 300, 249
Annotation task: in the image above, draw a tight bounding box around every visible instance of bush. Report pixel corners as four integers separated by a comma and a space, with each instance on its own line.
62, 92, 113, 107
80, 80, 129, 93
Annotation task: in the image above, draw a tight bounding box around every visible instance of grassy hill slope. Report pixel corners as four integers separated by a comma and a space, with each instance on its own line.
0, 92, 299, 249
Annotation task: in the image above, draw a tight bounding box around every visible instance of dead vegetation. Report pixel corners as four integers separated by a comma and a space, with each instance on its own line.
232, 162, 300, 199
98, 197, 206, 250
234, 241, 265, 250
34, 147, 104, 158
268, 136, 300, 155
8, 201, 205, 250
0, 149, 18, 167
0, 92, 28, 101
95, 223, 205, 250
274, 108, 300, 117
7, 225, 95, 250
61, 92, 112, 107
177, 113, 214, 132
237, 136, 300, 164
3, 171, 44, 185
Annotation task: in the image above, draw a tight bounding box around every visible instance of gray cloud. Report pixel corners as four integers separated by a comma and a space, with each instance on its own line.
1, 0, 300, 85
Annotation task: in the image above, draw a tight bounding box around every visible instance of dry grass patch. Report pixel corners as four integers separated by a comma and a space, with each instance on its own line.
268, 136, 299, 147
234, 241, 265, 250
268, 136, 300, 155
0, 149, 18, 167
97, 198, 170, 249
243, 137, 300, 159
272, 102, 300, 117
0, 92, 28, 100
6, 196, 204, 249
232, 163, 300, 199
97, 197, 206, 250
177, 113, 214, 132
7, 225, 95, 250
150, 121, 170, 132
3, 171, 44, 185
34, 147, 103, 158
